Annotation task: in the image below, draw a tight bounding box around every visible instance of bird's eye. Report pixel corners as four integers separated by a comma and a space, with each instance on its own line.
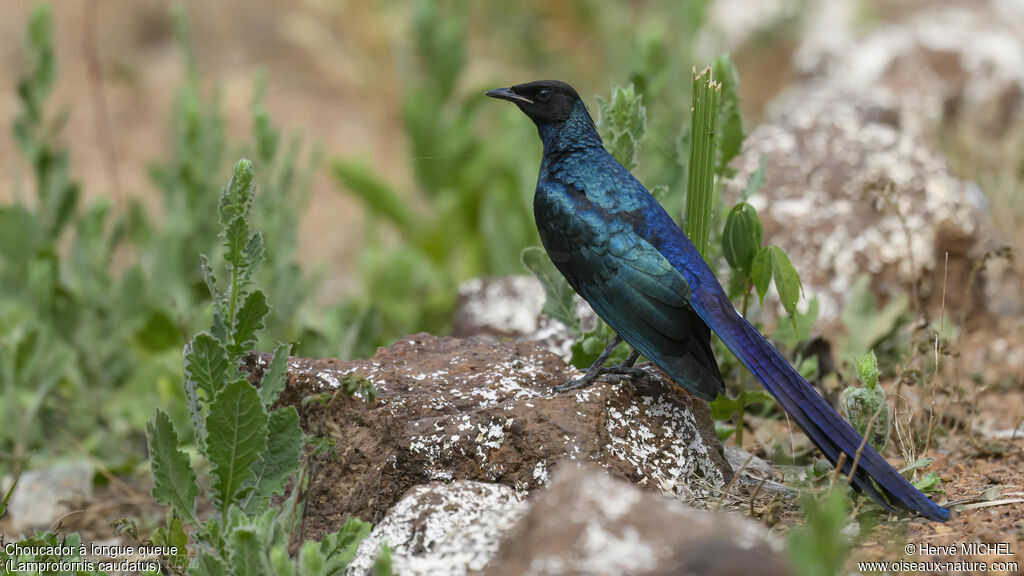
536, 88, 551, 102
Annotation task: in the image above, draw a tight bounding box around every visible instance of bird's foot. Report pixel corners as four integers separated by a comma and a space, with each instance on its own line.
553, 349, 644, 393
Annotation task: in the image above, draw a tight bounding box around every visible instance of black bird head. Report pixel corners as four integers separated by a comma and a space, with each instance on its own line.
486, 80, 582, 125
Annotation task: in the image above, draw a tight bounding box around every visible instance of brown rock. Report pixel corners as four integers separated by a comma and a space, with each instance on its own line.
482, 465, 791, 576
243, 334, 730, 541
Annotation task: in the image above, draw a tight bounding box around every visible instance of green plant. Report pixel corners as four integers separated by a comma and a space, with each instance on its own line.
841, 351, 890, 453
786, 487, 865, 576
146, 160, 371, 574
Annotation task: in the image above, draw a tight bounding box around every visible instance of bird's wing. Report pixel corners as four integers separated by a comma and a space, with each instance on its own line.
553, 208, 725, 400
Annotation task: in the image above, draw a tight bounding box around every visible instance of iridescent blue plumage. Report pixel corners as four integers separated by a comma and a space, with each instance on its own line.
488, 80, 949, 522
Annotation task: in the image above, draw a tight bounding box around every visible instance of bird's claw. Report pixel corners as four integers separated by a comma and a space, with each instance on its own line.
553, 362, 649, 394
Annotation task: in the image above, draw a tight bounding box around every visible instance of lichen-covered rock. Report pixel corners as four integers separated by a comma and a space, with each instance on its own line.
482, 465, 791, 576
243, 334, 729, 541
722, 83, 983, 326
345, 481, 526, 576
794, 2, 1024, 143
451, 276, 597, 361
451, 276, 547, 340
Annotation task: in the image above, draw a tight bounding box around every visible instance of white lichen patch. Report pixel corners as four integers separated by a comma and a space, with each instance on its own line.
345, 482, 527, 576
604, 388, 725, 501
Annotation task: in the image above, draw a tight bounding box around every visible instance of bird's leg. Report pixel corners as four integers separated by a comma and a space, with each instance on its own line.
554, 336, 647, 393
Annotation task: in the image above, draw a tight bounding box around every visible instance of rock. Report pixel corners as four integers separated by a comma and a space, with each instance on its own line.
6, 461, 94, 532
721, 82, 983, 327
794, 2, 1024, 145
451, 276, 597, 361
345, 481, 526, 576
451, 276, 546, 340
482, 465, 791, 576
243, 334, 730, 541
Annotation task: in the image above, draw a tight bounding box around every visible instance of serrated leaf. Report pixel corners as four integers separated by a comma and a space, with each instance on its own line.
856, 351, 880, 390
259, 344, 291, 407
219, 159, 256, 227
321, 517, 372, 575
242, 232, 264, 279
147, 409, 198, 524
224, 216, 249, 271
241, 407, 303, 514
841, 384, 889, 452
300, 541, 326, 576
192, 549, 229, 576
185, 332, 230, 398
207, 380, 269, 510
230, 290, 269, 357
521, 246, 579, 334
597, 83, 647, 172
229, 527, 262, 576
722, 202, 763, 274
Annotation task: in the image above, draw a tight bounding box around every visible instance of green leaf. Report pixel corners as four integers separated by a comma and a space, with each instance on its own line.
150, 515, 190, 572
299, 541, 326, 576
913, 472, 943, 494
219, 159, 256, 228
192, 549, 229, 576
185, 332, 231, 398
596, 83, 647, 171
242, 232, 264, 280
229, 527, 263, 576
713, 54, 744, 177
841, 382, 889, 452
751, 245, 802, 317
722, 202, 763, 275
321, 517, 372, 575
241, 407, 303, 514
786, 488, 851, 576
230, 289, 269, 357
769, 246, 802, 318
855, 351, 880, 391
374, 544, 393, 576
521, 246, 578, 334
899, 457, 934, 476
751, 246, 773, 305
207, 380, 269, 510
200, 253, 220, 301
259, 344, 291, 407
224, 216, 250, 272
147, 409, 199, 524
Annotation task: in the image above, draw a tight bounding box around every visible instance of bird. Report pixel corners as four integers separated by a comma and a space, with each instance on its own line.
486, 79, 950, 522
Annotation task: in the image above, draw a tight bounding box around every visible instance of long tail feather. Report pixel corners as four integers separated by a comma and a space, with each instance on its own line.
699, 294, 949, 521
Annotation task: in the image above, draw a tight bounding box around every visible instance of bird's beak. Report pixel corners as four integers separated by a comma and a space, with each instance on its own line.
485, 87, 533, 105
